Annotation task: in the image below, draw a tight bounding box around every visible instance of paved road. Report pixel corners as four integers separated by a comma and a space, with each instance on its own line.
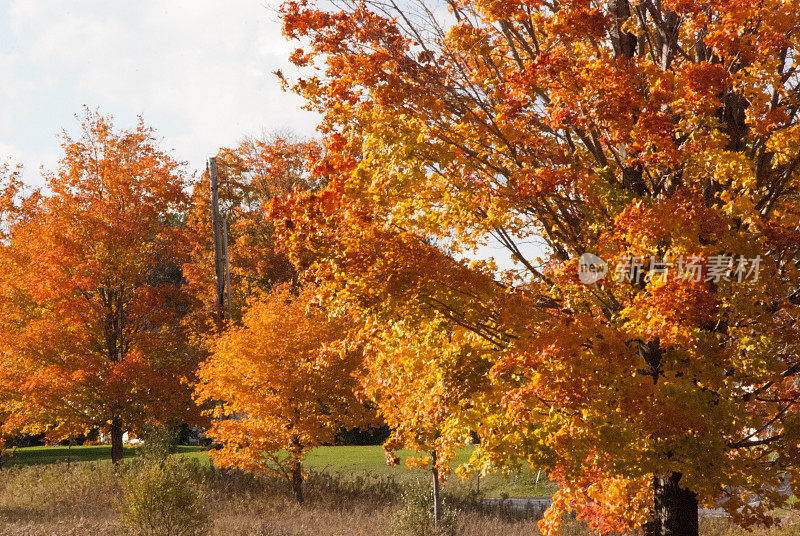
482, 477, 793, 518
483, 496, 552, 514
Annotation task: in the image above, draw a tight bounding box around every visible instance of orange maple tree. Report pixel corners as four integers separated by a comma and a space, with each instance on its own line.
193, 283, 375, 503
183, 133, 323, 330
0, 110, 201, 463
273, 0, 800, 534
0, 164, 25, 466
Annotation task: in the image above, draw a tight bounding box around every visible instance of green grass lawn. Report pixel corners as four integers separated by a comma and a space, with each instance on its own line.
4, 444, 137, 465
3, 444, 555, 498
4, 444, 205, 466
303, 445, 555, 498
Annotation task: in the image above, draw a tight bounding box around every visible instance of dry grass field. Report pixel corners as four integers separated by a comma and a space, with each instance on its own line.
0, 458, 797, 536
0, 461, 553, 536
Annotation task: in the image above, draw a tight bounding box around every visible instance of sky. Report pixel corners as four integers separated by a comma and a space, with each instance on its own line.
0, 0, 545, 271
0, 0, 320, 186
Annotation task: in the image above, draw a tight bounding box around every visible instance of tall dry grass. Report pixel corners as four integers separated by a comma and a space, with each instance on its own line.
0, 461, 796, 536
0, 462, 122, 535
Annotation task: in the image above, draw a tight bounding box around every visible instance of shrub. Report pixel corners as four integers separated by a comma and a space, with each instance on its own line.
392, 482, 458, 536
137, 423, 178, 461
119, 458, 210, 536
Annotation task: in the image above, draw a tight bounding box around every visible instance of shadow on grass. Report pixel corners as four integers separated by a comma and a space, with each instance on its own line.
5, 445, 208, 466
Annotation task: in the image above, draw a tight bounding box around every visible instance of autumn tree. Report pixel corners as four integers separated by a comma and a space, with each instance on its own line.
183, 133, 323, 331
0, 162, 26, 467
193, 283, 375, 503
0, 110, 201, 463
365, 318, 493, 527
273, 0, 800, 534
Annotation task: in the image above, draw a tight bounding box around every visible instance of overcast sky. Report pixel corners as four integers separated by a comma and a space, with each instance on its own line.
0, 0, 545, 271
0, 0, 319, 185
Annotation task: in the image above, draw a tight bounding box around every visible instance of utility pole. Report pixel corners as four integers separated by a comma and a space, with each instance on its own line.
209, 157, 227, 324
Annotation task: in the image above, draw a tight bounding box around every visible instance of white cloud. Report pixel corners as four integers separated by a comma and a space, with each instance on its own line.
0, 0, 319, 185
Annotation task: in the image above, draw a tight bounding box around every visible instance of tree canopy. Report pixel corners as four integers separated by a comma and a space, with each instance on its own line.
0, 111, 201, 462
184, 134, 323, 329
274, 0, 800, 533
194, 283, 375, 503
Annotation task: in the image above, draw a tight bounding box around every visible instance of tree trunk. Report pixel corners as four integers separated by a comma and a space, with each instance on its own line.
111, 416, 124, 465
291, 459, 304, 504
431, 450, 442, 528
644, 473, 698, 536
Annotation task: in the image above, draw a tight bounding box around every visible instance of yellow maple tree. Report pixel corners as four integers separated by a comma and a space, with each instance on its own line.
193, 283, 375, 503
